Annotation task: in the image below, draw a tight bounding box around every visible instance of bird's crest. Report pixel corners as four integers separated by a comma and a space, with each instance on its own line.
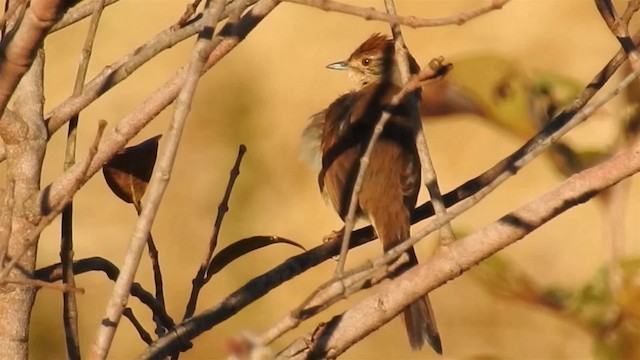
348, 33, 392, 60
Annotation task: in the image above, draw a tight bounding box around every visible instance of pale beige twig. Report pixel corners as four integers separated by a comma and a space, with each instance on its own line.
4, 277, 84, 293
286, 0, 510, 27
258, 254, 409, 346
88, 0, 229, 357
50, 0, 120, 32
385, 0, 455, 245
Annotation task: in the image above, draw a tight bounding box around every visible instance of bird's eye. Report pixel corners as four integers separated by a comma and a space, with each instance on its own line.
361, 58, 370, 66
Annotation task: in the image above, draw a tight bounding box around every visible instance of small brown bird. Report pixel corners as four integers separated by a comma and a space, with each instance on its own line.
301, 34, 442, 354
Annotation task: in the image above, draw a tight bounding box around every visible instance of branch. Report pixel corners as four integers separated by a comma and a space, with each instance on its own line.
0, 0, 67, 119
285, 0, 510, 27
60, 1, 106, 357
89, 0, 230, 357
595, 0, 640, 71
182, 144, 247, 321
34, 257, 175, 330
50, 0, 120, 33
385, 0, 455, 245
278, 134, 640, 359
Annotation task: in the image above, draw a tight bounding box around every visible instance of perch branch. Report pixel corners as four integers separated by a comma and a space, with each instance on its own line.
385, 0, 455, 244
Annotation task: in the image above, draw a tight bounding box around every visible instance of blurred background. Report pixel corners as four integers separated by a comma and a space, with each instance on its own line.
26, 0, 640, 358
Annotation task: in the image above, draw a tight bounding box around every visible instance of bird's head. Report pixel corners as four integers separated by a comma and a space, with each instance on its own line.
326, 33, 398, 88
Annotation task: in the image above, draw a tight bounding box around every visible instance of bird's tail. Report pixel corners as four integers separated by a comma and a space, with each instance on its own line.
399, 248, 442, 354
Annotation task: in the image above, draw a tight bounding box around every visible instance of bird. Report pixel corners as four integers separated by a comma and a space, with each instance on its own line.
300, 33, 442, 354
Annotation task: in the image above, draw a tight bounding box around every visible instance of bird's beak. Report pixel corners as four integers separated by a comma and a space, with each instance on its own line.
326, 61, 349, 71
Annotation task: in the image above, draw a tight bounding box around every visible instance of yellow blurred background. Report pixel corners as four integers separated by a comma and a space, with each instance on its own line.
27, 0, 640, 359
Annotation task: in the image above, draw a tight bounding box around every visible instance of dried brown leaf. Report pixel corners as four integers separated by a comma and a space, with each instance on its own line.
102, 135, 161, 204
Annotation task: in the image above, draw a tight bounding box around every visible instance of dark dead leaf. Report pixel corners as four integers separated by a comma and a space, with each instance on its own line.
206, 236, 306, 279
102, 135, 162, 204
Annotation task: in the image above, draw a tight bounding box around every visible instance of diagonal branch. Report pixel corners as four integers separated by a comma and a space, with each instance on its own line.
0, 0, 67, 119
88, 0, 230, 357
595, 0, 640, 70
384, 0, 455, 245
285, 0, 510, 27
278, 128, 640, 359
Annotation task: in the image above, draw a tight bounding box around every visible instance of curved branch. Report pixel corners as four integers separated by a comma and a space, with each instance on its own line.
34, 257, 175, 330
285, 0, 510, 27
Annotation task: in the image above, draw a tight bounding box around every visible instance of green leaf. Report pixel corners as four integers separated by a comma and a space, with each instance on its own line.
205, 236, 306, 279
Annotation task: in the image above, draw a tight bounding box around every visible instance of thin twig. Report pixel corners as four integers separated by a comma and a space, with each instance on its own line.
61, 1, 106, 357
595, 0, 640, 71
0, 120, 107, 282
385, 0, 455, 246
133, 201, 166, 338
34, 256, 175, 330
176, 0, 204, 27
50, 0, 120, 32
182, 144, 247, 322
88, 0, 229, 357
4, 277, 84, 293
123, 308, 154, 345
286, 0, 510, 27
259, 255, 410, 346
333, 62, 450, 275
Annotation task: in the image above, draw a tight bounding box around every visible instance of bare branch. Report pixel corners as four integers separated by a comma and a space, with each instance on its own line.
0, 0, 67, 119
50, 0, 120, 33
384, 0, 455, 245
89, 0, 230, 357
595, 0, 640, 70
285, 0, 510, 27
60, 1, 106, 357
34, 257, 175, 330
183, 144, 247, 321
279, 133, 640, 359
